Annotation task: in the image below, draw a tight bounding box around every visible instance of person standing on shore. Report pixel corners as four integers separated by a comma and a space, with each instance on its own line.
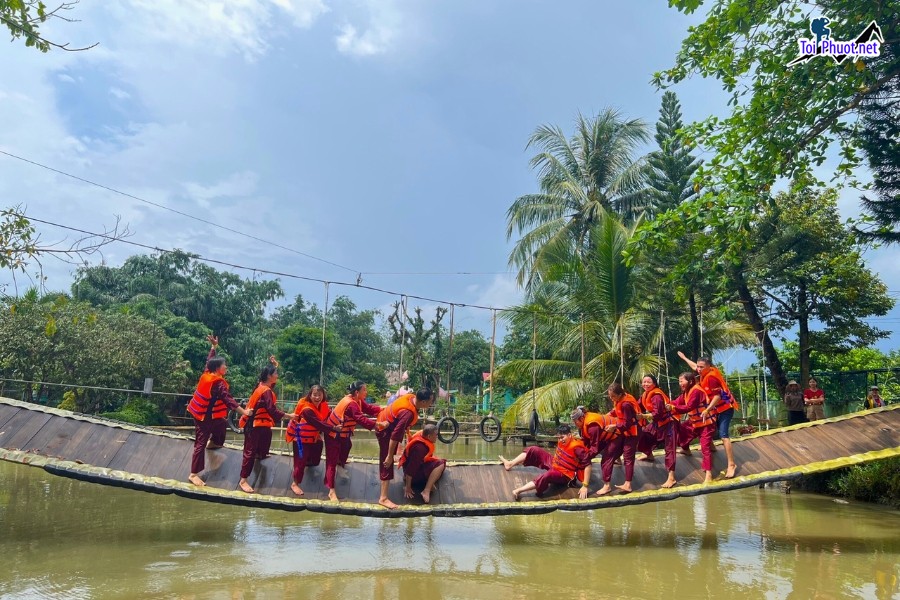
804, 378, 825, 421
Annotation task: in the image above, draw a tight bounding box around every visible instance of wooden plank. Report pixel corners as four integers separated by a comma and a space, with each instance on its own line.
40, 418, 89, 459
108, 433, 171, 473
0, 411, 53, 451
18, 417, 73, 455
0, 404, 22, 432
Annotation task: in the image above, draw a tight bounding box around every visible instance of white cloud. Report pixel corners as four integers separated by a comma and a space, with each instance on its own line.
469, 274, 522, 311
183, 171, 260, 208
57, 74, 77, 84
117, 0, 329, 59
334, 0, 403, 57
109, 87, 131, 100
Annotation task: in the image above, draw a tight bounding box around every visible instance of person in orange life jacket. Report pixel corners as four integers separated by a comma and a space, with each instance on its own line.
323, 380, 384, 502
187, 335, 252, 487
595, 382, 641, 496
400, 423, 446, 504
286, 384, 339, 496
376, 387, 435, 509
570, 405, 618, 462
635, 374, 678, 489
238, 358, 298, 494
668, 371, 716, 483
679, 352, 738, 478
505, 424, 592, 501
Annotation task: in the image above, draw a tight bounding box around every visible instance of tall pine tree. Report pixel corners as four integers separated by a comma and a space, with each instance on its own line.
646, 91, 701, 217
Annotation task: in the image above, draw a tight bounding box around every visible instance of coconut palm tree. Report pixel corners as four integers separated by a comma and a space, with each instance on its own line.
506, 109, 650, 291
497, 211, 755, 428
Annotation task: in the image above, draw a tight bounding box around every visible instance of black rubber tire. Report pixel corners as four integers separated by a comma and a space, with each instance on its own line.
479, 416, 502, 442
226, 409, 243, 434
529, 410, 540, 437
436, 416, 460, 444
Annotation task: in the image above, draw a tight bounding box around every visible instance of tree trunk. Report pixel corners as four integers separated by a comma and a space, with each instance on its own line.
797, 280, 811, 386
732, 268, 788, 397
688, 289, 701, 359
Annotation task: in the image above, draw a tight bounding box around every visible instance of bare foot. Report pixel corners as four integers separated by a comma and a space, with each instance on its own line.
512, 489, 521, 501
615, 483, 632, 494
595, 484, 612, 497
499, 455, 512, 471
661, 477, 677, 489
421, 490, 432, 504
239, 479, 255, 494
290, 482, 304, 496
703, 474, 713, 484
638, 456, 656, 462
206, 441, 223, 450
327, 488, 339, 502
188, 473, 205, 487
379, 498, 398, 509
725, 464, 736, 479
678, 447, 692, 456
337, 466, 350, 479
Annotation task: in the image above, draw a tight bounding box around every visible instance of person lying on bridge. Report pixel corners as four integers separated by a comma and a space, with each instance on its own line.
400, 424, 447, 504
502, 424, 592, 501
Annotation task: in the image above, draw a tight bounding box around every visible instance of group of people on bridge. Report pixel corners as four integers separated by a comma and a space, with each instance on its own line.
502, 353, 741, 501
186, 336, 446, 508
185, 334, 742, 506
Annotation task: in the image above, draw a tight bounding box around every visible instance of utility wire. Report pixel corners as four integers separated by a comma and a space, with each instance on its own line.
23, 214, 544, 316
0, 149, 359, 274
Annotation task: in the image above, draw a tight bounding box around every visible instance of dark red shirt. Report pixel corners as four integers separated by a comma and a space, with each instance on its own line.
582, 422, 604, 460
380, 409, 416, 442
206, 347, 239, 411
615, 401, 638, 434
671, 388, 707, 415
342, 400, 380, 431
254, 389, 286, 422
298, 406, 333, 433
402, 441, 433, 477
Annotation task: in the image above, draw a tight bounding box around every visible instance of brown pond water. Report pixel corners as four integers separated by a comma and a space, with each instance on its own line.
1, 436, 898, 599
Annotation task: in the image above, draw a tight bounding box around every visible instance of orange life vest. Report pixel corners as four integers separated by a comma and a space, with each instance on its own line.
701, 367, 739, 414
579, 412, 619, 443
240, 383, 277, 429
614, 393, 642, 437
188, 371, 230, 421
286, 397, 331, 444
399, 430, 438, 468
551, 437, 587, 480
684, 385, 715, 429
377, 393, 419, 432
640, 388, 674, 428
325, 395, 363, 438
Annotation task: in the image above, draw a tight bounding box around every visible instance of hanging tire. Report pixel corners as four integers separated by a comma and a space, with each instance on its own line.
227, 409, 243, 434
529, 410, 540, 437
479, 416, 502, 442
436, 416, 459, 444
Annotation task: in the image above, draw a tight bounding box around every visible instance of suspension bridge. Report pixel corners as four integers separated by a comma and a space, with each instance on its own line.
1, 396, 898, 518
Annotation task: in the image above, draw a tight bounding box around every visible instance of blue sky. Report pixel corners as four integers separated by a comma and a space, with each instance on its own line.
1, 0, 897, 371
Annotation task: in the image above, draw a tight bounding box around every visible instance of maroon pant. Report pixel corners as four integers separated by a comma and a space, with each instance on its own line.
291, 439, 323, 484
240, 426, 273, 479
377, 432, 397, 481
521, 446, 572, 496
680, 424, 715, 471
191, 417, 227, 474
324, 436, 352, 489
601, 435, 637, 483
405, 459, 447, 489
637, 422, 678, 472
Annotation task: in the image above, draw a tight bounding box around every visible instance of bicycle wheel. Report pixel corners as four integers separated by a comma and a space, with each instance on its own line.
479, 415, 502, 442
226, 409, 243, 434
436, 416, 460, 444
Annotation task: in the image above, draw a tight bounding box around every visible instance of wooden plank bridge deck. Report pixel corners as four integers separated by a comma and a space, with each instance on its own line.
1, 396, 898, 518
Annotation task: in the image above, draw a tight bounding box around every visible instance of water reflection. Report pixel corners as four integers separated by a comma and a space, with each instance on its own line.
0, 460, 897, 599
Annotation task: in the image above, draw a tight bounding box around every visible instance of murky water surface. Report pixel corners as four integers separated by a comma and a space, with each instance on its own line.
1, 436, 898, 599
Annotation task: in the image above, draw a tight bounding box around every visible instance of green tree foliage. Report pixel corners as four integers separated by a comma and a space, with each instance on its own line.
856, 65, 900, 243
444, 329, 491, 394
73, 251, 283, 366
1, 0, 96, 52
755, 189, 893, 383
499, 211, 753, 426
275, 324, 346, 389
506, 109, 649, 289
387, 303, 447, 390
658, 1, 899, 194
0, 292, 188, 412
